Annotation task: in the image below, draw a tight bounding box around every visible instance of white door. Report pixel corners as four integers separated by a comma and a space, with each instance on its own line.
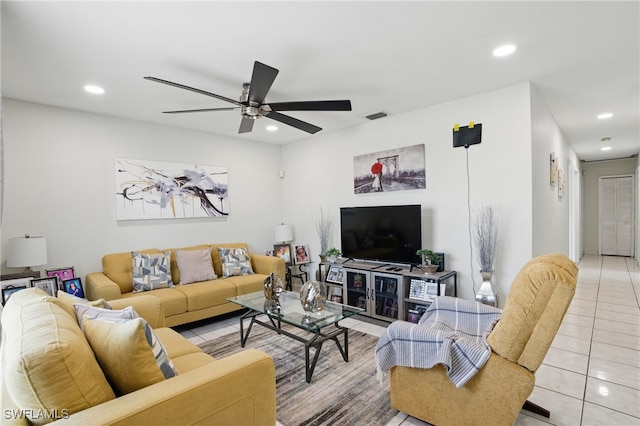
599, 175, 635, 256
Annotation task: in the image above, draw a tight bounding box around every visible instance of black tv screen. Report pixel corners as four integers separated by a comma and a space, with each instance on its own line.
340, 205, 422, 265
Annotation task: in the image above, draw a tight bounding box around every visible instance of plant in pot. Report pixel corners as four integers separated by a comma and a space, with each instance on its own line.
324, 247, 341, 263
313, 207, 332, 262
416, 249, 441, 274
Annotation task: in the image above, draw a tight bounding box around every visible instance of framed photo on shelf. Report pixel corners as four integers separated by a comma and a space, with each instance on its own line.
31, 277, 58, 297
62, 278, 84, 298
46, 267, 75, 288
2, 285, 28, 305
409, 278, 426, 300
293, 244, 310, 264
326, 264, 344, 284
273, 244, 292, 265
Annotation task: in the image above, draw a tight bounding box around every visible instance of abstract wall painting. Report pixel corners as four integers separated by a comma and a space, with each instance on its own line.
353, 144, 426, 194
115, 158, 229, 220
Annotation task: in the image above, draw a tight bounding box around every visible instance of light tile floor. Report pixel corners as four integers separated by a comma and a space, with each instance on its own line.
177, 255, 640, 426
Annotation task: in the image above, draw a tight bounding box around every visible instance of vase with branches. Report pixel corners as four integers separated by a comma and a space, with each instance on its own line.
313, 207, 332, 261
472, 204, 499, 306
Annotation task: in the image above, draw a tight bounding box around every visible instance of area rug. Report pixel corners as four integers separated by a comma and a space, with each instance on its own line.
198, 322, 398, 426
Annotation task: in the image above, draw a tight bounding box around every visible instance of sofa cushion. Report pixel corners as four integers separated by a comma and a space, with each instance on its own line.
83, 316, 178, 395
175, 280, 237, 311
210, 242, 250, 277
132, 251, 174, 292
1, 288, 115, 424
225, 274, 269, 295
176, 247, 217, 284
217, 247, 255, 278
120, 288, 188, 317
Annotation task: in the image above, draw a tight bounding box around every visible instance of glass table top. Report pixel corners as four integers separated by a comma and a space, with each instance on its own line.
228, 290, 363, 331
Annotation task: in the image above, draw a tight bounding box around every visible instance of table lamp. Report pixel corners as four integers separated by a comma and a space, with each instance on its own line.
7, 235, 48, 276
274, 224, 293, 243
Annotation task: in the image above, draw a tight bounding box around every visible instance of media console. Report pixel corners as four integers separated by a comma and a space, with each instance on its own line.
319, 261, 457, 323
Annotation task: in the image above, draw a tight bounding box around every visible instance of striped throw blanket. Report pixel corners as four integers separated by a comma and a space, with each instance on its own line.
375, 296, 502, 388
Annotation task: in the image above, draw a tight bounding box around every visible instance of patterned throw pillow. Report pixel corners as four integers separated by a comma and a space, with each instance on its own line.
176, 247, 217, 284
217, 247, 255, 278
74, 304, 137, 329
132, 251, 174, 292
83, 316, 178, 395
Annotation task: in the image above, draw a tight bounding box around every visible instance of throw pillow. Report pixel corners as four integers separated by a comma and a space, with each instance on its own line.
132, 251, 174, 292
74, 304, 137, 329
83, 316, 178, 395
176, 247, 217, 284
55, 290, 110, 321
217, 247, 255, 278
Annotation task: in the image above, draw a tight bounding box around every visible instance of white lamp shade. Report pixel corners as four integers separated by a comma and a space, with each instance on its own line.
274, 224, 293, 243
7, 236, 48, 268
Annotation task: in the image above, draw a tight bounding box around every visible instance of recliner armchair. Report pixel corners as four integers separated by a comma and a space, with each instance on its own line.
389, 253, 578, 426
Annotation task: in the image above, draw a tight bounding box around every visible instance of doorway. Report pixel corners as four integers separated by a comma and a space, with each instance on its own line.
599, 175, 635, 256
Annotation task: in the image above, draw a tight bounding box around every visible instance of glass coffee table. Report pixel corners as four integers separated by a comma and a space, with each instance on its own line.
227, 290, 363, 383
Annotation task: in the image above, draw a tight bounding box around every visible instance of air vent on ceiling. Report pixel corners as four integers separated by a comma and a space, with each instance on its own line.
366, 112, 388, 120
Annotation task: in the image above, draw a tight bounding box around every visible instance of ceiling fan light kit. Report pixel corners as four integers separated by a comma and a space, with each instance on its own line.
145, 61, 352, 135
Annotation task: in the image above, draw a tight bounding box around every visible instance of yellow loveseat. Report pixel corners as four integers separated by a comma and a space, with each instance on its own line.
86, 243, 285, 327
0, 288, 276, 425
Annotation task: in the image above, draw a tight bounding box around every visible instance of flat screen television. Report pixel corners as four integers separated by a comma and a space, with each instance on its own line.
340, 204, 422, 265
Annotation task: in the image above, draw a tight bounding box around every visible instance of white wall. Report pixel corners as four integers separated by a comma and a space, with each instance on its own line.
530, 85, 581, 258
281, 83, 534, 303
1, 99, 284, 278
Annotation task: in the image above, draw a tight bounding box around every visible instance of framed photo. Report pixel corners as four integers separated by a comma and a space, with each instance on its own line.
2, 285, 27, 305
62, 277, 84, 298
409, 278, 427, 301
293, 244, 310, 264
46, 267, 75, 288
31, 277, 58, 297
326, 264, 344, 284
273, 244, 292, 265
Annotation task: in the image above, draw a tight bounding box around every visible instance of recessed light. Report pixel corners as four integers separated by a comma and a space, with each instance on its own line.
597, 112, 613, 119
266, 125, 278, 132
601, 146, 612, 151
84, 85, 105, 95
492, 44, 517, 57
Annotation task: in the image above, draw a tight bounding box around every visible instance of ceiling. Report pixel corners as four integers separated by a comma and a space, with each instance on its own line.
2, 1, 638, 162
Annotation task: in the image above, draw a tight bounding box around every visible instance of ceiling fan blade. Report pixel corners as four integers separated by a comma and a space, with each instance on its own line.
238, 117, 255, 133
163, 107, 239, 114
268, 100, 352, 112
144, 76, 242, 107
266, 111, 322, 134
248, 62, 279, 105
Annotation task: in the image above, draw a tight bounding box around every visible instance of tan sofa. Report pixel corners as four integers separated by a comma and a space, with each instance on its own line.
86, 243, 285, 327
1, 287, 276, 425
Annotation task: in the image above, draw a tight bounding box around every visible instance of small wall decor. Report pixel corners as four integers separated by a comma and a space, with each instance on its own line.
293, 245, 310, 264
353, 144, 426, 194
549, 152, 558, 186
115, 158, 229, 220
558, 167, 565, 198
2, 285, 27, 305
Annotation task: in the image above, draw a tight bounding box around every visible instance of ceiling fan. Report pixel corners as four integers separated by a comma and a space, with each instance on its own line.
144, 61, 352, 134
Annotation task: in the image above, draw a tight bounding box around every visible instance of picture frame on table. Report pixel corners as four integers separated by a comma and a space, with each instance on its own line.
293, 244, 310, 264
62, 277, 84, 298
31, 277, 58, 297
273, 244, 293, 265
2, 285, 28, 305
46, 267, 76, 289
326, 264, 344, 284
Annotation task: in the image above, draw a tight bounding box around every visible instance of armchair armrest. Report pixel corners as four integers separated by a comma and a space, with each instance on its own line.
52, 349, 276, 426
85, 272, 122, 302
108, 295, 166, 329
251, 254, 286, 282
